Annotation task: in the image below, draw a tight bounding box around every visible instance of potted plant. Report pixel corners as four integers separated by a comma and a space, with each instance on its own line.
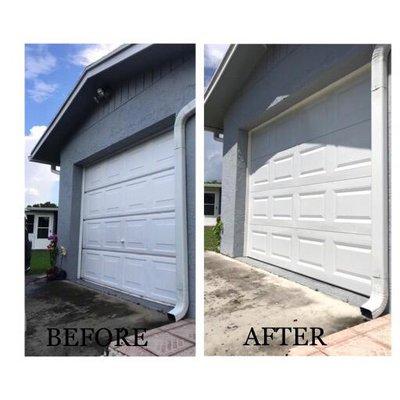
46, 234, 67, 281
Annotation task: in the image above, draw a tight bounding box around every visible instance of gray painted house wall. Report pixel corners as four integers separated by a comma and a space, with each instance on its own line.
220, 45, 375, 258
57, 51, 196, 317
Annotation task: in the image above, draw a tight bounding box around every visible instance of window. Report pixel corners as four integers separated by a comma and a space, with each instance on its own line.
204, 192, 215, 216
37, 216, 50, 239
26, 215, 34, 234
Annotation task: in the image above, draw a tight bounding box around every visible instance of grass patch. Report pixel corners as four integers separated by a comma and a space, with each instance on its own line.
205, 226, 219, 252
28, 250, 50, 275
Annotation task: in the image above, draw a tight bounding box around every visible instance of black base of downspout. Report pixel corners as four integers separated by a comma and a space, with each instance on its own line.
360, 307, 373, 320
167, 313, 176, 322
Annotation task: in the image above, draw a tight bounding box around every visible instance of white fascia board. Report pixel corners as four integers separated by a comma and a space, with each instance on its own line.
204, 44, 237, 105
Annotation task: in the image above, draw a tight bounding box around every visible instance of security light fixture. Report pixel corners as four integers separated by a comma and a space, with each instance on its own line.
93, 87, 111, 103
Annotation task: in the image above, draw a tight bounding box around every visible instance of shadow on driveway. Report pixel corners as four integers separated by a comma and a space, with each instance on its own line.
25, 278, 170, 356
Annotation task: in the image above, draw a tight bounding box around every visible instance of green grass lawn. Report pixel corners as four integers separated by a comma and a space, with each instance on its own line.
28, 250, 50, 275
204, 226, 219, 252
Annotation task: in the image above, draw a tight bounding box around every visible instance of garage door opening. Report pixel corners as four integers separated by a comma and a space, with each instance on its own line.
246, 66, 373, 296
79, 131, 177, 306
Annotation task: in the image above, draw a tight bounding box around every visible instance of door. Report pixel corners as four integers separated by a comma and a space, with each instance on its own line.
246, 67, 373, 295
80, 131, 177, 305
34, 214, 54, 249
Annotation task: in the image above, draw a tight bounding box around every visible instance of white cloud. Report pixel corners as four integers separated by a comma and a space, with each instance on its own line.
204, 44, 229, 70
27, 79, 58, 103
70, 44, 121, 67
25, 46, 57, 80
25, 126, 59, 206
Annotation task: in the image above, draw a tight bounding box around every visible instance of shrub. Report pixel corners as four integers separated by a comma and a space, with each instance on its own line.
212, 217, 223, 252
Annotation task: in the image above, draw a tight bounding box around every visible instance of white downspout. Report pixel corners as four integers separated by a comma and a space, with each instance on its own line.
360, 44, 390, 319
167, 99, 195, 321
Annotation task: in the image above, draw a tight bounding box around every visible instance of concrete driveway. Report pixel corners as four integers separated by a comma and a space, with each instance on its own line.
205, 251, 367, 356
25, 278, 169, 356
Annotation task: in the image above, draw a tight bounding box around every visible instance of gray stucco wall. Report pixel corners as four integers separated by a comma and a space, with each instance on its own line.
57, 50, 196, 317
221, 44, 374, 258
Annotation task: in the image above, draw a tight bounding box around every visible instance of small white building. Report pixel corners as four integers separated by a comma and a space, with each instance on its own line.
204, 183, 221, 226
25, 207, 58, 250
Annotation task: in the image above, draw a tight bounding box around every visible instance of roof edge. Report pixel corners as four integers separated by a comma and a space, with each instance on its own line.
29, 44, 152, 163
204, 44, 237, 104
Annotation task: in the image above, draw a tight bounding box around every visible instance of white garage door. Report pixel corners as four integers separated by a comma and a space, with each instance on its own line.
246, 68, 373, 295
80, 131, 177, 305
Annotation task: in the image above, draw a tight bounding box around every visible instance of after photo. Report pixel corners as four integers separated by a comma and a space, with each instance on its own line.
204, 44, 391, 356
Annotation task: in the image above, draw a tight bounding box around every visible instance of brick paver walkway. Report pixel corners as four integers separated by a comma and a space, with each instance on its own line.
288, 314, 391, 356
107, 319, 195, 356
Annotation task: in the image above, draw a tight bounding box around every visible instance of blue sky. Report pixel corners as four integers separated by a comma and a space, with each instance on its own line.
25, 44, 82, 132
203, 44, 229, 182
25, 44, 120, 206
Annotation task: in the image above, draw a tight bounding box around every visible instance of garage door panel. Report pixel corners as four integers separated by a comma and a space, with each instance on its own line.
333, 120, 371, 172
81, 130, 177, 306
298, 236, 325, 271
247, 70, 372, 295
85, 132, 175, 192
151, 215, 176, 255
299, 144, 328, 178
104, 155, 125, 186
272, 153, 295, 183
124, 179, 148, 214
149, 257, 177, 304
123, 179, 148, 215
102, 253, 123, 288
250, 231, 268, 255
336, 75, 370, 128
150, 170, 175, 211
83, 221, 103, 249
250, 75, 369, 165
122, 255, 148, 296
103, 219, 125, 251
298, 190, 325, 221
125, 145, 148, 179
82, 213, 176, 257
124, 217, 149, 252
81, 251, 103, 283
271, 233, 292, 262
84, 172, 175, 220
249, 177, 371, 235
247, 226, 372, 294
252, 163, 270, 187
334, 185, 371, 224
252, 196, 269, 222
104, 186, 124, 214
84, 163, 103, 192
84, 190, 104, 219
333, 241, 371, 284
301, 95, 336, 139
153, 134, 175, 171
271, 194, 293, 220
250, 133, 371, 194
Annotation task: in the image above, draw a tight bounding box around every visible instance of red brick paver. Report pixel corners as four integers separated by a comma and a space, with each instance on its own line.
107, 319, 195, 357
288, 315, 391, 356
